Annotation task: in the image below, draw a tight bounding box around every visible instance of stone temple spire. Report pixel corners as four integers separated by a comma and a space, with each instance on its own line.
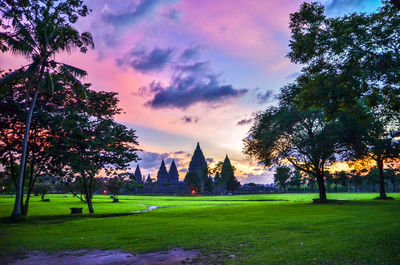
157, 159, 169, 184
134, 164, 143, 183
146, 174, 152, 183
221, 154, 234, 185
168, 159, 179, 183
188, 142, 208, 184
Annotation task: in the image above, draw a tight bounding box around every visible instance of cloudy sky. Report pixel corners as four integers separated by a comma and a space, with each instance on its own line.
1, 0, 382, 183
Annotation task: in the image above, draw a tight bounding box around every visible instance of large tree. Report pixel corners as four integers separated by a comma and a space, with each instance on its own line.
0, 70, 73, 215
244, 105, 341, 201
288, 1, 400, 118
52, 90, 139, 213
58, 117, 139, 213
0, 0, 94, 219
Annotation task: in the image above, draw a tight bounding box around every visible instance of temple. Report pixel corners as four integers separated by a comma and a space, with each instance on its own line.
168, 159, 179, 183
188, 142, 208, 185
156, 160, 169, 184
134, 164, 143, 184
137, 142, 243, 194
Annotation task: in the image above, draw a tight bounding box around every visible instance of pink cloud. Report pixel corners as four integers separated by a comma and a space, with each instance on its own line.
180, 0, 304, 67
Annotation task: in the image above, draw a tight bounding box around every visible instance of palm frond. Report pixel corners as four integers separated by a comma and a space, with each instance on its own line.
0, 67, 26, 85
80, 32, 94, 49
0, 32, 33, 58
12, 17, 36, 47
58, 63, 87, 79
58, 65, 87, 100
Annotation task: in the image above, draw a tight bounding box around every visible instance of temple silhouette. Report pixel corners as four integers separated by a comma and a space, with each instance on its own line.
133, 142, 242, 194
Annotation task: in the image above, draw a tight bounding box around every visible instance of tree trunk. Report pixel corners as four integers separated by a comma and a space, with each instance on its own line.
85, 186, 94, 214
82, 176, 94, 214
316, 174, 327, 201
377, 158, 387, 199
23, 191, 32, 216
11, 86, 40, 219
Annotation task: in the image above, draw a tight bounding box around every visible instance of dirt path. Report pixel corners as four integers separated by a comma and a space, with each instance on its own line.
5, 248, 205, 265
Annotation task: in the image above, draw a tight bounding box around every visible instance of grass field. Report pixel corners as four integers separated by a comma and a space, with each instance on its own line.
1, 193, 400, 264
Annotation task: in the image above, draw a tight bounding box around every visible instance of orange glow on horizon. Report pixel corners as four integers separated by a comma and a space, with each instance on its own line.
328, 158, 400, 175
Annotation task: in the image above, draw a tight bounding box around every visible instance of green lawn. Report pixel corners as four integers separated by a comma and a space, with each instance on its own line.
1, 193, 399, 264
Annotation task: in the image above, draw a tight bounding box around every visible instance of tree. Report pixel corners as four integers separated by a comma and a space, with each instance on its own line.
0, 0, 94, 219
244, 105, 341, 202
365, 168, 380, 192
210, 161, 236, 176
203, 177, 214, 193
52, 91, 139, 213
274, 166, 291, 192
339, 105, 399, 199
107, 176, 124, 202
33, 182, 51, 201
0, 70, 88, 215
59, 117, 139, 213
289, 170, 302, 190
288, 1, 400, 118
334, 171, 349, 191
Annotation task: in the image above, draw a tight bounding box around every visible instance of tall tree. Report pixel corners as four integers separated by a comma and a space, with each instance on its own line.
244, 106, 341, 201
0, 70, 85, 215
0, 0, 94, 219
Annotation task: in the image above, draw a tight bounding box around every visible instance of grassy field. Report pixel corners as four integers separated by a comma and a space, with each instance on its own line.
0, 193, 399, 264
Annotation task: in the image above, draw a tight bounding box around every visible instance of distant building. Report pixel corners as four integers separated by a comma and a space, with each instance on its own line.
187, 142, 208, 185
134, 164, 143, 184
156, 160, 169, 184
168, 159, 179, 183
145, 174, 152, 184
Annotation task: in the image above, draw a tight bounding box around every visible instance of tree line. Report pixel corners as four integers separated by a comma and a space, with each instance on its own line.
273, 166, 400, 193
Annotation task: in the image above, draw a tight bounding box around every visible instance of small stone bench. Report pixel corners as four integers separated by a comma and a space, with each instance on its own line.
70, 208, 83, 214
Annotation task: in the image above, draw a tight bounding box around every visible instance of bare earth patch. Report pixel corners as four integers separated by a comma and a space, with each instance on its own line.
5, 248, 205, 265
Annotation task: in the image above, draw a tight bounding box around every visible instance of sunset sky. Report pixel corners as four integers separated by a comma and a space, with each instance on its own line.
1, 0, 382, 183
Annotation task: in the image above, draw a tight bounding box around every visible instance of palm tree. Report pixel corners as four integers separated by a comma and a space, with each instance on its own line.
0, 1, 94, 219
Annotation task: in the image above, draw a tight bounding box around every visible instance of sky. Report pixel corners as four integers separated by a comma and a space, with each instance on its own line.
0, 0, 383, 183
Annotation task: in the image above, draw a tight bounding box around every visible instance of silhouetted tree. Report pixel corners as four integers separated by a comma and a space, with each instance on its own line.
204, 177, 214, 193
289, 170, 302, 190
274, 166, 291, 192
244, 106, 341, 201
107, 176, 125, 201
0, 0, 94, 219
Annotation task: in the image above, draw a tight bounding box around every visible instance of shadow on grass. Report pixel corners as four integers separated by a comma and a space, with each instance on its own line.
0, 209, 158, 225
